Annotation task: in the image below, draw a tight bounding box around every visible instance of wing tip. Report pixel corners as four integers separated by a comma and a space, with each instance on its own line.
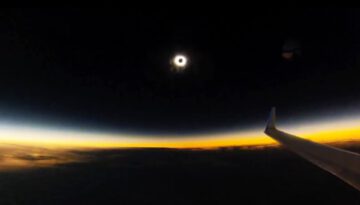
265, 107, 276, 131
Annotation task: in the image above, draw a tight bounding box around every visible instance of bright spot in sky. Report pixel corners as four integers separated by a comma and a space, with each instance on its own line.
171, 54, 188, 72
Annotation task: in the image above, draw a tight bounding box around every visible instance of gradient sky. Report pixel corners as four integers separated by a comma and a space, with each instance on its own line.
0, 9, 359, 151
1, 9, 360, 205
0, 108, 359, 149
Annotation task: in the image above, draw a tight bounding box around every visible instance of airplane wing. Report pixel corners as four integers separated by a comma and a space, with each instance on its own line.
264, 107, 360, 191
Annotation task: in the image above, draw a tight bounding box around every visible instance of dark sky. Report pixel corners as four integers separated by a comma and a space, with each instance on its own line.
0, 8, 360, 134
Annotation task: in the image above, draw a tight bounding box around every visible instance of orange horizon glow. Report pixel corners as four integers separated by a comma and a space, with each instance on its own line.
0, 117, 359, 171
0, 116, 360, 149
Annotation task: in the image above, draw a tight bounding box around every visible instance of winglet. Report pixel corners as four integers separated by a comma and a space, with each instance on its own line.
265, 107, 276, 130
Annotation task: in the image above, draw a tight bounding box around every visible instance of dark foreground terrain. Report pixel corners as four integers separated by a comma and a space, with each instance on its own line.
0, 145, 360, 205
